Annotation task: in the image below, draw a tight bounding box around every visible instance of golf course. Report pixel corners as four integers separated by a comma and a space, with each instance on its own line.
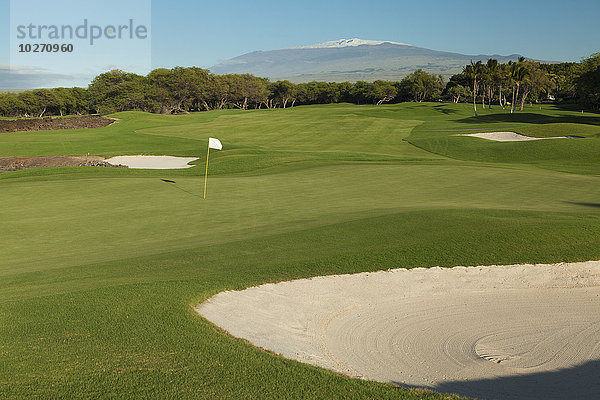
1, 102, 599, 399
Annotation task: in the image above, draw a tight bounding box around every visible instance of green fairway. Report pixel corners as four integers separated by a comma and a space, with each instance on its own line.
1, 103, 599, 399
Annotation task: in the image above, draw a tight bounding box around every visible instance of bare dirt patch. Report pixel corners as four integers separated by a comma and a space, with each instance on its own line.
0, 115, 116, 133
0, 156, 127, 172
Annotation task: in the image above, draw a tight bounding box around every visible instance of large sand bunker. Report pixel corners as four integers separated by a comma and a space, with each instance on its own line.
104, 155, 199, 169
457, 132, 579, 141
198, 261, 600, 400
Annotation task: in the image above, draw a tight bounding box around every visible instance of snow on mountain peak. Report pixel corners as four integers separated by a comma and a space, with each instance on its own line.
289, 38, 413, 49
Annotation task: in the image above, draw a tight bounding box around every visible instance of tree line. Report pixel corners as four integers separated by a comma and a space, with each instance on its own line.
0, 52, 598, 118
445, 54, 599, 116
0, 68, 444, 117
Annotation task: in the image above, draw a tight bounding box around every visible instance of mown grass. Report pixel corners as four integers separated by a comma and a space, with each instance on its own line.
400, 102, 600, 175
1, 103, 599, 399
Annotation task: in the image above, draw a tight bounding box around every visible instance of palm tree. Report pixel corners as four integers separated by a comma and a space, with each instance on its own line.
498, 63, 510, 109
510, 63, 530, 113
480, 64, 490, 108
486, 59, 499, 109
464, 60, 484, 117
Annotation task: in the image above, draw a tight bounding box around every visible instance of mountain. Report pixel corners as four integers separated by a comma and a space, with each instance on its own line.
210, 38, 524, 82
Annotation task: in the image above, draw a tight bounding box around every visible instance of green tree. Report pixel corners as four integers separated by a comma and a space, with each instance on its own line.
445, 85, 469, 103
541, 62, 580, 102
577, 52, 600, 109
518, 61, 552, 110
271, 80, 295, 108
0, 93, 25, 117
147, 67, 212, 113
370, 80, 398, 105
399, 69, 444, 103
88, 70, 150, 114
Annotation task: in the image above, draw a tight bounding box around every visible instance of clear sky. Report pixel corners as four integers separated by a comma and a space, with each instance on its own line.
1, 0, 599, 88
149, 0, 600, 67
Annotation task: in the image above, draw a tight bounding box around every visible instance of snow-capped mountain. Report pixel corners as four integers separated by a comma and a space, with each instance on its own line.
210, 39, 523, 82
289, 38, 413, 49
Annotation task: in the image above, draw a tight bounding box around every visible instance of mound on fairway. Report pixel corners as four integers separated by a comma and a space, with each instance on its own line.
457, 132, 576, 141
104, 155, 199, 169
198, 261, 600, 400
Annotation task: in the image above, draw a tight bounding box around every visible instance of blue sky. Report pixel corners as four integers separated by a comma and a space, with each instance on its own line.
150, 0, 600, 67
1, 0, 599, 88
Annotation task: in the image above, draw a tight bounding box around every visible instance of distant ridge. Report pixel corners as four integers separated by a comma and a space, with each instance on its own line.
211, 38, 524, 82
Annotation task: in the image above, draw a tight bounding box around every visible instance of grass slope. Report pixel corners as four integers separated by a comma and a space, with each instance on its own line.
1, 103, 599, 399
400, 103, 600, 175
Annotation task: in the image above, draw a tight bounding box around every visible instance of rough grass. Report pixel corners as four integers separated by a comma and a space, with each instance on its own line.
1, 103, 599, 399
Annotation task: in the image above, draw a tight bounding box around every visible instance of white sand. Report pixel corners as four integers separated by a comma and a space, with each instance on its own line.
457, 132, 573, 141
104, 155, 199, 169
197, 261, 600, 400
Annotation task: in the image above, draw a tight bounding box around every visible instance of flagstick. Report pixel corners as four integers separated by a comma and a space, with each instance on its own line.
203, 140, 210, 199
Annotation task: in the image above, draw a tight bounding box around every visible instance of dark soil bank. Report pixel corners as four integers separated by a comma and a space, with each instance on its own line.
0, 156, 127, 172
0, 115, 116, 133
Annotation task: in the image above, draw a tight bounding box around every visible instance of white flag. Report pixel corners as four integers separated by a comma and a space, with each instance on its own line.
208, 137, 223, 150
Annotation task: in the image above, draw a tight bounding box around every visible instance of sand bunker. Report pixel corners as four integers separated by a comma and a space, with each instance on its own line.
457, 132, 577, 141
104, 155, 199, 169
198, 261, 600, 400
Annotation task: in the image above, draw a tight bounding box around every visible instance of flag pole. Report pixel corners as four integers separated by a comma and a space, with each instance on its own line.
203, 139, 210, 199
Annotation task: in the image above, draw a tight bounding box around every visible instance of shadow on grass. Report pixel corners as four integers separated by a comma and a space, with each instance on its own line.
564, 201, 600, 208
161, 179, 202, 198
457, 113, 600, 126
432, 105, 459, 115
394, 359, 600, 400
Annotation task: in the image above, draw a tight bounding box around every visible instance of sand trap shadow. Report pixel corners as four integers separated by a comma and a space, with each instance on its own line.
456, 113, 600, 126
424, 359, 600, 400
564, 201, 600, 208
